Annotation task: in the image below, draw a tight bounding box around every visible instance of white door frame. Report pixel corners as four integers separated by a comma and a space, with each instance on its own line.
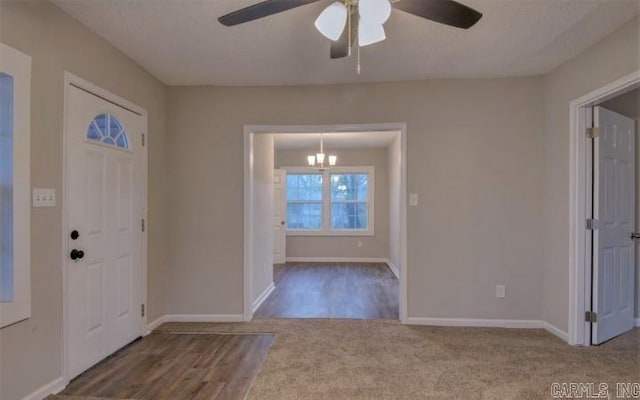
569, 70, 640, 346
243, 123, 408, 322
61, 72, 148, 383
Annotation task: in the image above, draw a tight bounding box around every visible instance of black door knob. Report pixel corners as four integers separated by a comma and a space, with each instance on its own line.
70, 230, 79, 240
70, 249, 85, 260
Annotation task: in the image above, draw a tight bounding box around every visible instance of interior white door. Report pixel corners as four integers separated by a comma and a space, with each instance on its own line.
66, 85, 144, 378
273, 169, 287, 264
592, 106, 636, 345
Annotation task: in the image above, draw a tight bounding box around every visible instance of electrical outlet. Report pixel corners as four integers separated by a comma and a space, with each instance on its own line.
32, 188, 56, 207
409, 193, 418, 207
496, 285, 506, 298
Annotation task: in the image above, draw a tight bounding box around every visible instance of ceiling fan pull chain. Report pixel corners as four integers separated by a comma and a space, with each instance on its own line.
348, 1, 352, 56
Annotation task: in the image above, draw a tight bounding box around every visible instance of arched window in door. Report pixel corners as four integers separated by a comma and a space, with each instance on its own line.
87, 113, 129, 149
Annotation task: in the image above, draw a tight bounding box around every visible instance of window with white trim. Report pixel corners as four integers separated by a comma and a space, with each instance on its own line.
285, 167, 374, 236
1, 43, 31, 329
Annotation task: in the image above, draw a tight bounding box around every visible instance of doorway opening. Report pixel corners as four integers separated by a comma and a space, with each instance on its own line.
569, 71, 640, 346
243, 124, 407, 322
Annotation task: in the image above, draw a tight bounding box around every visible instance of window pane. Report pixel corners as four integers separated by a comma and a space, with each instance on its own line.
287, 173, 322, 201
331, 173, 368, 201
331, 202, 368, 230
287, 202, 322, 230
0, 73, 14, 302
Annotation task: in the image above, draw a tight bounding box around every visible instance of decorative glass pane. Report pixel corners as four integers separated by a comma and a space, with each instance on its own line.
86, 113, 129, 149
331, 203, 368, 230
87, 123, 101, 141
0, 73, 14, 302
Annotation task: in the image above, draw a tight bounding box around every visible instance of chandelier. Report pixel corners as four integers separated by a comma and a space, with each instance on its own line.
307, 134, 337, 170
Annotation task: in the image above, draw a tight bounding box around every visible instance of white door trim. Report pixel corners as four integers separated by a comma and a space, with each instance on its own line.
243, 123, 408, 323
61, 72, 148, 384
568, 70, 640, 346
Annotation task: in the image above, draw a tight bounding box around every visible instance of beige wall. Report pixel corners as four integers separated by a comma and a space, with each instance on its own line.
542, 17, 640, 332
0, 1, 169, 399
167, 77, 545, 321
275, 148, 390, 260
252, 135, 274, 302
388, 136, 402, 273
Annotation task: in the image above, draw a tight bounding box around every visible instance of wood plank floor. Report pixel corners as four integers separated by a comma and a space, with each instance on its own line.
60, 333, 274, 400
254, 262, 399, 319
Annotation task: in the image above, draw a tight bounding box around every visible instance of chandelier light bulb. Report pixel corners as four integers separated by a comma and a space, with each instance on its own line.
307, 155, 316, 166
329, 155, 337, 166
315, 1, 348, 41
316, 153, 326, 164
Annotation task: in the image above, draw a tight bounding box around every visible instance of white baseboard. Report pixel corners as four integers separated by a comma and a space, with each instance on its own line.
146, 315, 168, 334
163, 314, 245, 323
541, 321, 569, 342
405, 317, 569, 342
285, 257, 387, 263
21, 376, 65, 400
384, 258, 400, 279
252, 282, 275, 313
406, 317, 542, 329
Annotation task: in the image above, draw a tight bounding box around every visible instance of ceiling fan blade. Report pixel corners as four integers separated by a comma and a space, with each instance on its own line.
330, 8, 358, 59
219, 0, 324, 26
392, 0, 482, 29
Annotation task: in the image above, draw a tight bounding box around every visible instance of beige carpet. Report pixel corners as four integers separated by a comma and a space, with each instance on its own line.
156, 319, 639, 400
50, 319, 639, 400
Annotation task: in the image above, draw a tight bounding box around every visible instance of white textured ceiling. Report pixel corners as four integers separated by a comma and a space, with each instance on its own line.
274, 131, 398, 150
53, 0, 640, 86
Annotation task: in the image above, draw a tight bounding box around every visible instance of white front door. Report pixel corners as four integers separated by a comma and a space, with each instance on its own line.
592, 106, 636, 345
273, 169, 287, 264
66, 84, 144, 378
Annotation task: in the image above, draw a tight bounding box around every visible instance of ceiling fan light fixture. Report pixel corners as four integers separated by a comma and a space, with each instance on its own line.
359, 0, 391, 24
358, 21, 386, 47
315, 1, 348, 41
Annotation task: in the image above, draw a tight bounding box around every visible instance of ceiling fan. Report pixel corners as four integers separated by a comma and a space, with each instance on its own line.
218, 0, 483, 62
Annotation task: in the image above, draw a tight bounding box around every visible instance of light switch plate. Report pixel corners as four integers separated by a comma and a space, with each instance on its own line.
409, 193, 419, 207
33, 188, 56, 207
496, 285, 506, 298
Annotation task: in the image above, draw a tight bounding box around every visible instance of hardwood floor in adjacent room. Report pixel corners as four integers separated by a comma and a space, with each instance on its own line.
254, 262, 399, 319
59, 333, 274, 400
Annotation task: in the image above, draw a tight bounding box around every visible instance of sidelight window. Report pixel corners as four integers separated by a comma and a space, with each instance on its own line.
1, 43, 31, 328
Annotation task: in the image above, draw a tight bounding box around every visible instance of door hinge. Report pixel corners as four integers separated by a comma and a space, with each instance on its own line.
585, 310, 597, 323
586, 127, 600, 139
586, 218, 599, 230
142, 133, 145, 146
141, 218, 145, 232
141, 304, 145, 317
